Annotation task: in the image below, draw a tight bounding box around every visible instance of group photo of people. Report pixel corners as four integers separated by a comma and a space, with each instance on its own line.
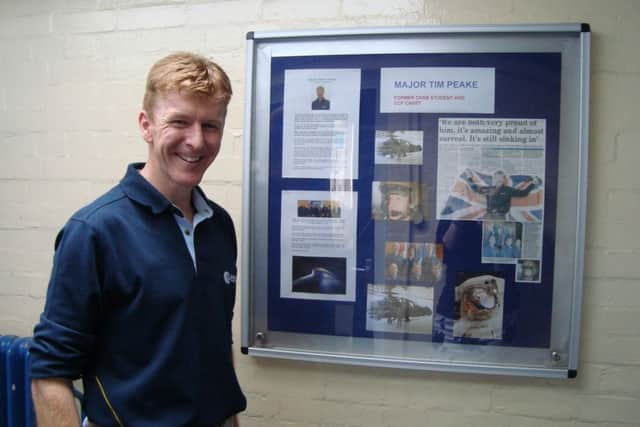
481, 221, 523, 260
297, 199, 342, 218
384, 241, 444, 284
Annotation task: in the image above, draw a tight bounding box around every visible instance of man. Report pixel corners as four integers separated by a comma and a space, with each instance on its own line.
311, 85, 330, 110
466, 169, 540, 220
483, 233, 500, 258
499, 235, 520, 259
377, 181, 424, 222
453, 275, 502, 339
517, 259, 540, 282
385, 242, 406, 281
30, 52, 246, 427
405, 245, 422, 282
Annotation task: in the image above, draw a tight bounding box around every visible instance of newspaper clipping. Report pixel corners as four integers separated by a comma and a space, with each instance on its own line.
280, 190, 358, 301
436, 118, 546, 283
282, 69, 361, 179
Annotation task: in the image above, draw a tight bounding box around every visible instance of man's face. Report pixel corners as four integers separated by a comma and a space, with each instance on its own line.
139, 91, 226, 196
431, 261, 443, 281
388, 262, 398, 278
387, 192, 410, 220
410, 262, 421, 280
316, 86, 325, 98
522, 262, 537, 280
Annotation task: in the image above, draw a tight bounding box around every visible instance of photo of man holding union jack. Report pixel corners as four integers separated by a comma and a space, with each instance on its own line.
439, 168, 544, 222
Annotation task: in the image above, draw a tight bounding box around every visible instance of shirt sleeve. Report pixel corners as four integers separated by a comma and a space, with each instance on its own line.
467, 181, 489, 195
509, 182, 536, 198
216, 204, 238, 346
30, 218, 103, 380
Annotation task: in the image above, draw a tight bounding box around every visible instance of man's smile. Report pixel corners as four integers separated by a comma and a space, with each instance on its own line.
177, 154, 203, 163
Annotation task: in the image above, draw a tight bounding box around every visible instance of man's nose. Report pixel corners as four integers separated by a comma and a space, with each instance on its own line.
187, 123, 205, 148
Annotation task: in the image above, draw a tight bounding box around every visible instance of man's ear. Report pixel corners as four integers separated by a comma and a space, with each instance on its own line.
138, 110, 153, 143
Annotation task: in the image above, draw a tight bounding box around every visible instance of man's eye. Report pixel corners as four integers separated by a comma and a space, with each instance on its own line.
171, 120, 188, 127
203, 123, 219, 131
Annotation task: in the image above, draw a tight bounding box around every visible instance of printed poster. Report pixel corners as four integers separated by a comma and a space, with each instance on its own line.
282, 69, 361, 179
379, 67, 495, 113
280, 190, 358, 301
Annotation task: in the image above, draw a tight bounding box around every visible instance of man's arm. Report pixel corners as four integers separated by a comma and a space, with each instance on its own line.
509, 178, 538, 197
467, 180, 489, 194
32, 377, 81, 427
231, 348, 240, 427
31, 220, 102, 426
463, 169, 489, 194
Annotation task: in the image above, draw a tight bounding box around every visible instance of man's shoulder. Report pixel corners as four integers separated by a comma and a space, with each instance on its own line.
71, 184, 129, 225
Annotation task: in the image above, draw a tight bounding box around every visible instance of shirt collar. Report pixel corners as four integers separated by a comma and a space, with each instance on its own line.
119, 163, 212, 217
191, 186, 214, 221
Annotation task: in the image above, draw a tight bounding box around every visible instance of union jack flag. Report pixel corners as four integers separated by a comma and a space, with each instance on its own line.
438, 169, 544, 222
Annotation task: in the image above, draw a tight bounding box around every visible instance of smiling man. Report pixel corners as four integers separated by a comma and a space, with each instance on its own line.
30, 52, 246, 427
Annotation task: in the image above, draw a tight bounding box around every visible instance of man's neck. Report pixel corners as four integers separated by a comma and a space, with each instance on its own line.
139, 165, 195, 222
173, 194, 195, 223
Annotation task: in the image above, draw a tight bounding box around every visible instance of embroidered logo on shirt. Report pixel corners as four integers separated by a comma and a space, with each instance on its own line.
224, 271, 236, 285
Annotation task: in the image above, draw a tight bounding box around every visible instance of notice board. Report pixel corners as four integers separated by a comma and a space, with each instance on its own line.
241, 24, 590, 378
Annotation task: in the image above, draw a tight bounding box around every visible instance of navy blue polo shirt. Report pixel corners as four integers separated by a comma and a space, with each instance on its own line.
30, 163, 246, 426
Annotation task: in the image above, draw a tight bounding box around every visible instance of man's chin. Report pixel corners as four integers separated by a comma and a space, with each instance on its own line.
173, 173, 204, 190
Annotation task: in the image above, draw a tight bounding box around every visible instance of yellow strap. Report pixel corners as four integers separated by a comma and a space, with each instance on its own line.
95, 375, 125, 427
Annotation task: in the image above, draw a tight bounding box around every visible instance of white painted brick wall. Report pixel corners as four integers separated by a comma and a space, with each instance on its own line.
52, 10, 117, 34
342, 0, 424, 18
1, 0, 639, 425
116, 5, 186, 30
263, 0, 342, 21
187, 1, 262, 26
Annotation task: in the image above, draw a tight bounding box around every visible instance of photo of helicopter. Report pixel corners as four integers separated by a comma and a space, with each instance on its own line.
366, 284, 433, 334
374, 130, 424, 165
